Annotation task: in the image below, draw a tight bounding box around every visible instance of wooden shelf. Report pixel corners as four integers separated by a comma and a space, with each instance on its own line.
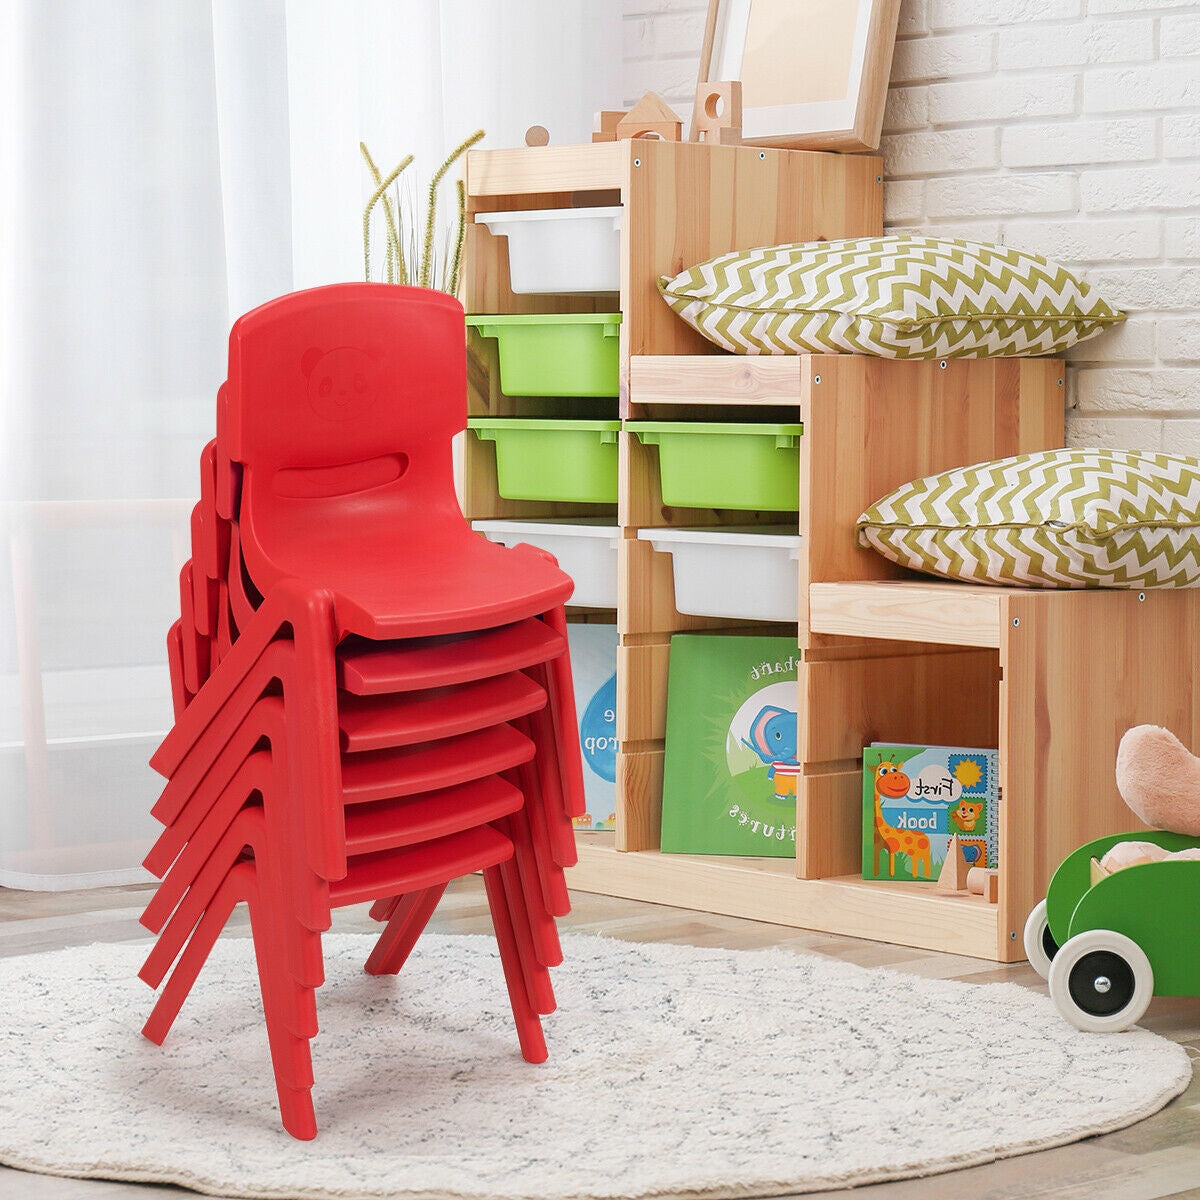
808, 580, 1008, 648
569, 834, 1006, 960
466, 143, 626, 198
629, 355, 807, 409
460, 144, 1133, 966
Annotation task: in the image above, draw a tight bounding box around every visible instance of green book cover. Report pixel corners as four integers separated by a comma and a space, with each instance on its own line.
661, 634, 798, 857
862, 744, 999, 882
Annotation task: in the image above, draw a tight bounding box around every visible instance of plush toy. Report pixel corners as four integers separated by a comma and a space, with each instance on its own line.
1100, 724, 1200, 873
1115, 724, 1200, 836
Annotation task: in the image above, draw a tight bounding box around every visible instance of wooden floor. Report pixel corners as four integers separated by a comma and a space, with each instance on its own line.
1, 878, 1198, 1200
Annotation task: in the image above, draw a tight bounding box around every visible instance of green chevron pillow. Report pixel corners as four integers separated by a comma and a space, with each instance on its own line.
857, 450, 1200, 589
658, 236, 1123, 359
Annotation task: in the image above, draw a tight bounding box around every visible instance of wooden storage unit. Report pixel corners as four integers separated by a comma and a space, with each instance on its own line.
803, 582, 1200, 959
463, 136, 879, 834
461, 137, 882, 424
581, 354, 1200, 961
460, 141, 1200, 963
592, 354, 1053, 962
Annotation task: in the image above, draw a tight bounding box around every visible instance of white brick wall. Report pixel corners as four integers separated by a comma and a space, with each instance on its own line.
623, 0, 1200, 452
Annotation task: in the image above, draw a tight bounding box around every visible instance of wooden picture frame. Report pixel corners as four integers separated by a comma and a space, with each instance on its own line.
690, 0, 901, 152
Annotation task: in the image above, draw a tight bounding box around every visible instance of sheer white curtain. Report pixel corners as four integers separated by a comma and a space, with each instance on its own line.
0, 0, 621, 889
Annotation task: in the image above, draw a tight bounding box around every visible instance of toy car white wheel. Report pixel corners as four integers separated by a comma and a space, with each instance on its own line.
1047, 929, 1154, 1033
1023, 899, 1059, 980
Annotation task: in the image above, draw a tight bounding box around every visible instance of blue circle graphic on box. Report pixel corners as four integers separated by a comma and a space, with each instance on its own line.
580, 672, 617, 783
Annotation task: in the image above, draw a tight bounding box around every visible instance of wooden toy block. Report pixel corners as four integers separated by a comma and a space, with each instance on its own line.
937, 835, 970, 892
591, 111, 625, 143
692, 81, 742, 146
524, 125, 550, 147
967, 867, 999, 903
616, 92, 682, 142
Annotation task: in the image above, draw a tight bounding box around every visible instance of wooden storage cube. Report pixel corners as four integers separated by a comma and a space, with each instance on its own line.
795, 647, 1001, 881
462, 140, 883, 403
797, 356, 1066, 647
460, 142, 1194, 964
801, 584, 1200, 960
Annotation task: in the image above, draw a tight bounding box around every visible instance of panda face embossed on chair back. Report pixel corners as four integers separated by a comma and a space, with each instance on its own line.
225, 284, 465, 487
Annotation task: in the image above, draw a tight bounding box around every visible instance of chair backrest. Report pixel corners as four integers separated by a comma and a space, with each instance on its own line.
224, 284, 466, 477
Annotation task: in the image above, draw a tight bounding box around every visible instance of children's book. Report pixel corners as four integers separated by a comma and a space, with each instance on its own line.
567, 624, 618, 831
862, 744, 999, 882
661, 634, 798, 857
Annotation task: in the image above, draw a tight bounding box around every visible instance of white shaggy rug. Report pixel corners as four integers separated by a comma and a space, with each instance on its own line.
0, 933, 1190, 1200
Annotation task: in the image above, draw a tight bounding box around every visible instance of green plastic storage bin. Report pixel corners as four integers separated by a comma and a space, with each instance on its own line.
466, 313, 620, 397
627, 422, 804, 511
468, 418, 621, 504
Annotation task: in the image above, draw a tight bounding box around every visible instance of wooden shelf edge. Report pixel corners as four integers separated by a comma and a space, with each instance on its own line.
809, 581, 1005, 648
629, 355, 808, 407
466, 143, 626, 198
568, 837, 1007, 960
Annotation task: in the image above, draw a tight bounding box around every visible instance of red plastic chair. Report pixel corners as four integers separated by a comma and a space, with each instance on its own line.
143, 284, 585, 1139
223, 285, 574, 642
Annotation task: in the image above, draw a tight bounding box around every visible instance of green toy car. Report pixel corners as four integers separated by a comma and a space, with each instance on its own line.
1024, 830, 1200, 1032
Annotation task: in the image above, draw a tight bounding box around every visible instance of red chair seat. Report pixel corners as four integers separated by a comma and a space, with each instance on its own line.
337, 616, 564, 695
240, 505, 573, 641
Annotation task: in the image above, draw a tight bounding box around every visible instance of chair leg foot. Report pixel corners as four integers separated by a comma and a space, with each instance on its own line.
278, 1086, 318, 1141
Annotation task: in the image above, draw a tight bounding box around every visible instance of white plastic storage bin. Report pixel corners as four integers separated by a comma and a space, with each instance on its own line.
472, 519, 620, 609
637, 525, 802, 622
473, 207, 622, 294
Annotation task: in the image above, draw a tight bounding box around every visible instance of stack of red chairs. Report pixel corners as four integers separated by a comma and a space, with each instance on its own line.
137, 284, 586, 1139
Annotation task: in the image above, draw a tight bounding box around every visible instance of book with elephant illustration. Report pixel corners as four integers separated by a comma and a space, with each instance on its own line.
862, 744, 999, 882
661, 634, 798, 857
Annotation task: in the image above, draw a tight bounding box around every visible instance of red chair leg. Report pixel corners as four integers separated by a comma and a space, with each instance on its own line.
167, 622, 192, 722
368, 896, 401, 922
512, 728, 571, 917
142, 798, 327, 1006
363, 884, 446, 976
541, 605, 586, 818
497, 849, 556, 1016
482, 864, 547, 1064
141, 861, 318, 1083
524, 686, 577, 869
503, 798, 563, 968
151, 579, 345, 884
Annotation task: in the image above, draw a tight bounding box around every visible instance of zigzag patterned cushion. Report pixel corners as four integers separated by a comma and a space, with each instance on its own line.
856, 450, 1200, 589
658, 236, 1123, 359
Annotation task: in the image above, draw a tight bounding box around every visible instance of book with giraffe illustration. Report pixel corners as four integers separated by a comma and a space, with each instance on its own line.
861, 744, 999, 883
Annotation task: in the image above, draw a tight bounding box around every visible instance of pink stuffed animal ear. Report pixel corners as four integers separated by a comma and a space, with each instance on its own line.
1115, 724, 1200, 837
